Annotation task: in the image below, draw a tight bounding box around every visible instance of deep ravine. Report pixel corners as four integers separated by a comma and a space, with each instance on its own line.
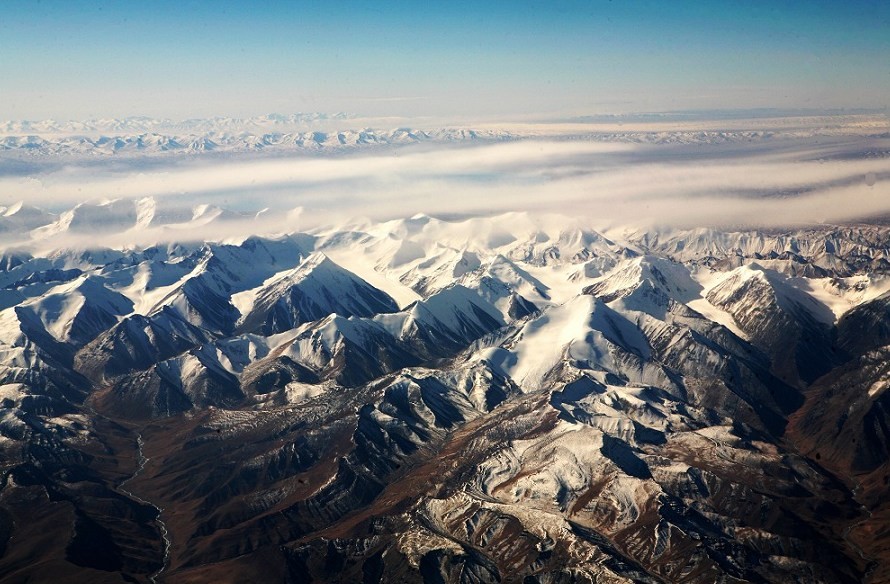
117, 434, 171, 584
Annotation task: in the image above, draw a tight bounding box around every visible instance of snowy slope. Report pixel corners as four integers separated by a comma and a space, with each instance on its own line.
18, 276, 133, 345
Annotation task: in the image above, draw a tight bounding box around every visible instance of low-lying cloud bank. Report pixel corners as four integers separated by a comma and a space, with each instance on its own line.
1, 125, 888, 248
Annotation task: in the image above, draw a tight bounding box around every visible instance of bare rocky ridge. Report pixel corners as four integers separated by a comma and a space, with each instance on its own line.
1, 211, 890, 582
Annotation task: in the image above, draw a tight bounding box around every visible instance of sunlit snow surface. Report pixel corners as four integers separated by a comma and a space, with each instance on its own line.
1, 206, 887, 408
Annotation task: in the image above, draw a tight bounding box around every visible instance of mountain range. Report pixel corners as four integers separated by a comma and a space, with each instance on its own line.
1, 207, 889, 582
3, 113, 886, 158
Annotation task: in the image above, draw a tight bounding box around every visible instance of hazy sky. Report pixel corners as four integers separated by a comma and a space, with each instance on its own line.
1, 1, 889, 120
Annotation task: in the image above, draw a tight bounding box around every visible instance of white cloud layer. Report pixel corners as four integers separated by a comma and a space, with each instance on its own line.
1, 131, 889, 249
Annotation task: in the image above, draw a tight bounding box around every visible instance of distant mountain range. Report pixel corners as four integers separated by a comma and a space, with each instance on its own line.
0, 198, 259, 247
2, 112, 887, 157
0, 127, 510, 156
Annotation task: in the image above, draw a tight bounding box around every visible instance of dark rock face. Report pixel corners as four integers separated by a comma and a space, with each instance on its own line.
238, 253, 400, 336
74, 307, 213, 382
3, 223, 890, 583
836, 291, 890, 357
705, 264, 837, 386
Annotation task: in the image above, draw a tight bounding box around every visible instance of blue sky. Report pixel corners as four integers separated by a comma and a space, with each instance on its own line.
1, 1, 888, 120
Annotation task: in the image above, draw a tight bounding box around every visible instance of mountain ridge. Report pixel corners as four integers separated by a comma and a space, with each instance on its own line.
1, 211, 890, 582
